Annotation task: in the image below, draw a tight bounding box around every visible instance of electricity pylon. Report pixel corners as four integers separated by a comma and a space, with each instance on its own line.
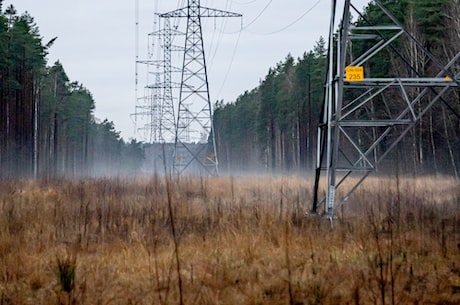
134, 66, 163, 143
149, 16, 183, 143
159, 0, 242, 176
312, 0, 460, 218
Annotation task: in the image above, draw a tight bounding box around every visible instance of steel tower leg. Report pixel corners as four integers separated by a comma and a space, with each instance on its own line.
312, 0, 460, 217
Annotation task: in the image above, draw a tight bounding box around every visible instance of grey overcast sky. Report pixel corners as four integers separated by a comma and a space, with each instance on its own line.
9, 0, 370, 141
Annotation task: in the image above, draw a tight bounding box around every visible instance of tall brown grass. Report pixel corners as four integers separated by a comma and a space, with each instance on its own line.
0, 175, 458, 304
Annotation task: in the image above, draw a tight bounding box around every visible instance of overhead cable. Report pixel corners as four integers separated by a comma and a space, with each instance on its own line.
241, 0, 274, 31
248, 0, 322, 36
215, 28, 243, 100
231, 0, 257, 4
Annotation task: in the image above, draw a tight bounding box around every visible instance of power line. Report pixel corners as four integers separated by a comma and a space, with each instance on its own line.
215, 28, 242, 100
243, 0, 273, 29
223, 0, 322, 35
231, 0, 257, 4
247, 0, 322, 36
197, 1, 243, 105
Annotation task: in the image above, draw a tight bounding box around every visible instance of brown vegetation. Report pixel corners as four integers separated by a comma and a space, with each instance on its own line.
0, 175, 459, 304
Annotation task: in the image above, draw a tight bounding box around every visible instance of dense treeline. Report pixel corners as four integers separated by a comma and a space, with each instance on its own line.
0, 3, 144, 179
214, 0, 460, 176
214, 41, 326, 173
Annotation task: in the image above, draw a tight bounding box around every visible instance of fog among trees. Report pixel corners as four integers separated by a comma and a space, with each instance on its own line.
0, 0, 458, 178
0, 3, 144, 179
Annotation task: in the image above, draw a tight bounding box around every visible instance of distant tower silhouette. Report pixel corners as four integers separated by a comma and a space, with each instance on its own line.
160, 0, 241, 176
150, 16, 183, 143
134, 9, 182, 144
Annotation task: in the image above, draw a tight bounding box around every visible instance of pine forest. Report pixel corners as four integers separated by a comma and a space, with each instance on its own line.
0, 3, 143, 179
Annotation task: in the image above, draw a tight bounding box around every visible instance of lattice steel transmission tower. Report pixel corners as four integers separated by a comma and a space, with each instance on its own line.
312, 0, 460, 218
149, 16, 183, 143
159, 0, 242, 176
134, 13, 182, 144
134, 65, 163, 143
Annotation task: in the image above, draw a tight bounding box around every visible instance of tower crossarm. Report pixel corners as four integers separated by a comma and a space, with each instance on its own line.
150, 28, 185, 36
198, 7, 242, 18
158, 8, 187, 18
159, 7, 241, 19
345, 77, 459, 88
137, 59, 164, 66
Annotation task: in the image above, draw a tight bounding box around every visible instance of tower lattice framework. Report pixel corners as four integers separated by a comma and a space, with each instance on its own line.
160, 0, 241, 176
149, 16, 183, 143
312, 0, 460, 218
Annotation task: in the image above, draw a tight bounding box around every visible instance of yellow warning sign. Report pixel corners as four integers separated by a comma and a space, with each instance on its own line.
346, 66, 364, 81
445, 76, 452, 82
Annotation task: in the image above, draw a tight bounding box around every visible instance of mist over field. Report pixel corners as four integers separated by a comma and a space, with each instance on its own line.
1, 0, 459, 304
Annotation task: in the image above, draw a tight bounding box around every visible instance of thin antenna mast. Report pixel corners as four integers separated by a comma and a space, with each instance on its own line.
134, 0, 140, 134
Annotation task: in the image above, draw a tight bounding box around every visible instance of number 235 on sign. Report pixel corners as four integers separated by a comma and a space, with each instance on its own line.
345, 66, 364, 81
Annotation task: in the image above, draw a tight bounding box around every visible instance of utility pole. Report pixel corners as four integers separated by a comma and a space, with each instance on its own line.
312, 0, 460, 218
159, 0, 241, 176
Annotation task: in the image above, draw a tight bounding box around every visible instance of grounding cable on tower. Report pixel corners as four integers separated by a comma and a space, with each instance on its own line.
312, 0, 460, 218
159, 0, 242, 176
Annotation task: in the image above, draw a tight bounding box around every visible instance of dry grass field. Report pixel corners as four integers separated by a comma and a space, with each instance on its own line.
0, 175, 459, 305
